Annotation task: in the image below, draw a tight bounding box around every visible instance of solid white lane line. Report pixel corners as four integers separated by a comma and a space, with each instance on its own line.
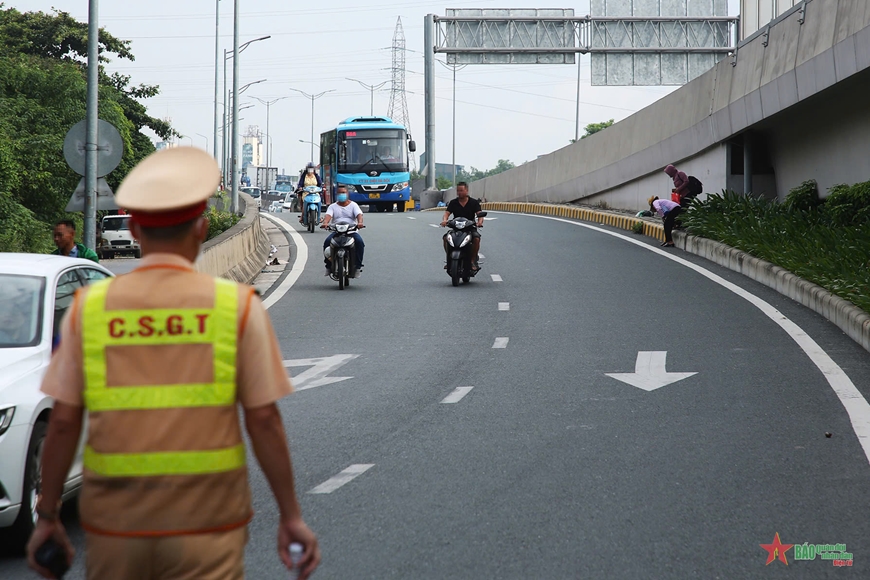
491, 274, 503, 282
498, 302, 510, 311
261, 214, 308, 311
441, 386, 474, 404
492, 337, 509, 349
308, 464, 375, 494
514, 211, 870, 466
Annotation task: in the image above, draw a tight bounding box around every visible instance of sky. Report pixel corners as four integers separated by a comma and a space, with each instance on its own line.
12, 0, 741, 174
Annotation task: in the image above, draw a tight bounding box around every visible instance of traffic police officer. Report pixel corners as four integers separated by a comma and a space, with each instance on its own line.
27, 147, 320, 579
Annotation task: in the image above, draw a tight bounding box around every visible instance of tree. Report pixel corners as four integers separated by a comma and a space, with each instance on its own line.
581, 119, 614, 139
0, 6, 177, 252
457, 159, 517, 183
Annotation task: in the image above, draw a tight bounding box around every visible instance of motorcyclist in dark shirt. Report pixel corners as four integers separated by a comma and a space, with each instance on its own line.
440, 181, 484, 271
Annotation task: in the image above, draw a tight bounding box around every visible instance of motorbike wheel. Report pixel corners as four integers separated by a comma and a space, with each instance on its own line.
336, 255, 345, 290
449, 259, 460, 287
308, 209, 316, 233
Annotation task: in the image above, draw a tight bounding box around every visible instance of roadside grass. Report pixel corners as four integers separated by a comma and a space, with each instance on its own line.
681, 181, 870, 314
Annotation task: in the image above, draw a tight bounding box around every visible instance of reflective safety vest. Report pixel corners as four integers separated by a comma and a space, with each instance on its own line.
79, 277, 252, 536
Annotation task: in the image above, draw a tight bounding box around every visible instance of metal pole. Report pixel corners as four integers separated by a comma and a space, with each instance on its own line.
265, 101, 270, 171
424, 14, 436, 190
231, 0, 240, 213
743, 131, 753, 195
370, 87, 374, 116
223, 50, 229, 186
84, 0, 99, 250
574, 54, 581, 142
213, 0, 220, 160
452, 64, 456, 188
310, 95, 315, 163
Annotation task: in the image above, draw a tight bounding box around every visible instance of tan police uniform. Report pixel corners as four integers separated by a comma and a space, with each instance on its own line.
40, 147, 293, 580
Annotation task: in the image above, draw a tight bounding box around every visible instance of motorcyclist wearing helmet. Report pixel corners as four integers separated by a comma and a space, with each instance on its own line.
296, 162, 322, 217
320, 185, 365, 276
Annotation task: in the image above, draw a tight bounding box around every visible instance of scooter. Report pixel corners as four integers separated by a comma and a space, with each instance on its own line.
299, 186, 322, 233
443, 212, 486, 287
324, 223, 363, 290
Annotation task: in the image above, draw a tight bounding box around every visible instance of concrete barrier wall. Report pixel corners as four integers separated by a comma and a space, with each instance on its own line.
450, 0, 870, 209
195, 192, 269, 283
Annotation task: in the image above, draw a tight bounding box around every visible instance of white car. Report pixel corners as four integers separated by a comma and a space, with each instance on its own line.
0, 254, 113, 553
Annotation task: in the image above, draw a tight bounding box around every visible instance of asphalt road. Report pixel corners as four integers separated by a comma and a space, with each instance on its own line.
3, 210, 869, 579
100, 255, 140, 275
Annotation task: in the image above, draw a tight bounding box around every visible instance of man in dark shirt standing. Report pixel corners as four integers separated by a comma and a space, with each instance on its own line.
440, 181, 484, 270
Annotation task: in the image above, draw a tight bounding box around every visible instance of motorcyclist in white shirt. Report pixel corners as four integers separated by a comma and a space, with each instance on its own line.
320, 185, 365, 275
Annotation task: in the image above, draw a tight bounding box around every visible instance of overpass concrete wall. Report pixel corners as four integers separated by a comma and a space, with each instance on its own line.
452, 0, 870, 210
195, 192, 269, 284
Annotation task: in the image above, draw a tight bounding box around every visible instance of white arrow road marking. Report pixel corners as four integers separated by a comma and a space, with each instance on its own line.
441, 386, 474, 404
309, 464, 374, 494
606, 351, 697, 392
283, 354, 359, 391
491, 274, 503, 282
498, 302, 510, 311
492, 337, 509, 349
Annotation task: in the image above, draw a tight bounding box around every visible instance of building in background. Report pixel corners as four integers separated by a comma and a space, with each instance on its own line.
419, 152, 464, 182
242, 125, 263, 170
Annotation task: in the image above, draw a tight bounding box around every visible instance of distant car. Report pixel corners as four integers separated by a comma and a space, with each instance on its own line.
99, 214, 140, 260
269, 200, 283, 213
241, 186, 262, 198
0, 254, 113, 553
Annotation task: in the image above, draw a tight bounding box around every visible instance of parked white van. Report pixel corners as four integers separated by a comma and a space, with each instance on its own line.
98, 215, 140, 259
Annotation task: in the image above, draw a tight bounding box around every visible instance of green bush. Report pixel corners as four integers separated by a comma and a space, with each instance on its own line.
682, 188, 870, 314
783, 179, 820, 212
824, 180, 870, 227
0, 192, 54, 253
205, 205, 241, 241
632, 221, 644, 234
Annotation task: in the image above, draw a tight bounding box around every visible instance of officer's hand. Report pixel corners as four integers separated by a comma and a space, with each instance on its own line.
27, 519, 75, 579
279, 517, 320, 579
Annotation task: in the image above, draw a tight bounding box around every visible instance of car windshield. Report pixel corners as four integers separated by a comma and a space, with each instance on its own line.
0, 274, 44, 348
102, 217, 130, 231
275, 183, 293, 193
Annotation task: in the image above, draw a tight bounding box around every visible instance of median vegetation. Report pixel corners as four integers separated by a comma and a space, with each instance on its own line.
682, 180, 870, 313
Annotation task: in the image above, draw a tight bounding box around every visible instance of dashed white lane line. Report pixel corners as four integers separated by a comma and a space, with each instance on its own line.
407, 216, 416, 220
428, 223, 440, 228
491, 274, 503, 282
479, 253, 485, 259
498, 302, 510, 311
308, 464, 375, 494
441, 386, 474, 404
492, 337, 509, 349
260, 214, 308, 311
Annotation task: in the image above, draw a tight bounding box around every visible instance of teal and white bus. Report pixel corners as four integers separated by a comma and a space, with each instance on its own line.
320, 116, 416, 212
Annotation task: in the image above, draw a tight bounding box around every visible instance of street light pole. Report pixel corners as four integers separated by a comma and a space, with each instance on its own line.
84, 0, 99, 250
289, 88, 334, 163
251, 96, 289, 174
346, 78, 387, 116
212, 0, 220, 160
231, 0, 240, 213
196, 133, 209, 151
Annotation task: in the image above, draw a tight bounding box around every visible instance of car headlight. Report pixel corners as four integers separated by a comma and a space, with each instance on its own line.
396, 181, 409, 189
459, 234, 472, 248
0, 406, 15, 436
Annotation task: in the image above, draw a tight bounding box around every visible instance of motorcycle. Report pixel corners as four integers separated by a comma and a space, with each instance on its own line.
323, 223, 363, 290
299, 186, 322, 233
443, 212, 486, 286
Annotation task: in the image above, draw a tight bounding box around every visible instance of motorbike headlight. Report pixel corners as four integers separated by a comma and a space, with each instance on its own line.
459, 235, 471, 248
0, 406, 15, 436
447, 235, 455, 247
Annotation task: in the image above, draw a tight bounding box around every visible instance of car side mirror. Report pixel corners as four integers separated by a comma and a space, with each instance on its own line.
408, 140, 417, 152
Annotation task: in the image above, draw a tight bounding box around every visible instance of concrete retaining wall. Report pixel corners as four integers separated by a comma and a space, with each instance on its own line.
448, 0, 870, 209
195, 192, 269, 283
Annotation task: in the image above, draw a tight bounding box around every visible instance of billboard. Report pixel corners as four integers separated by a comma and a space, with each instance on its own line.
590, 0, 732, 85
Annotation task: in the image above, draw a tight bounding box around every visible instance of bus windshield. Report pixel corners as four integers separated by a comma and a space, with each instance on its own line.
338, 129, 407, 173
